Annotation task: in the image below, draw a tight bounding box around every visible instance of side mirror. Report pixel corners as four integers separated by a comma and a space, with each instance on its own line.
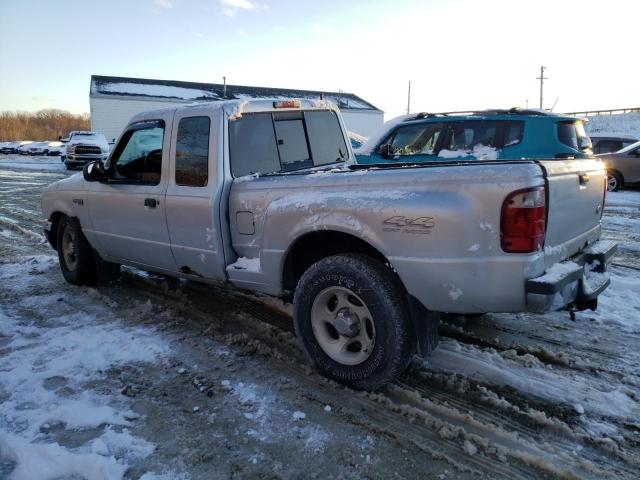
58, 136, 62, 141
83, 161, 106, 182
378, 143, 394, 159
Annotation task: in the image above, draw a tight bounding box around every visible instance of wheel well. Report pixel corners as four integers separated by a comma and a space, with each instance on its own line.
48, 212, 66, 249
607, 168, 624, 182
282, 231, 391, 292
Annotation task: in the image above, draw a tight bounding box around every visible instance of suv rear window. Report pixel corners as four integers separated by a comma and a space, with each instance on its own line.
230, 110, 347, 177
557, 121, 590, 151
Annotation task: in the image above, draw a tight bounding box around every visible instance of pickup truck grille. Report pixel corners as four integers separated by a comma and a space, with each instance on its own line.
74, 145, 101, 155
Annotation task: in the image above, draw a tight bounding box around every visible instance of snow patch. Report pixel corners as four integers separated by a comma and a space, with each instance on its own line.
228, 256, 261, 272
439, 145, 499, 160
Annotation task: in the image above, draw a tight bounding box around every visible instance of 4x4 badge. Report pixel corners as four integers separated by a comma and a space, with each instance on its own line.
383, 216, 434, 234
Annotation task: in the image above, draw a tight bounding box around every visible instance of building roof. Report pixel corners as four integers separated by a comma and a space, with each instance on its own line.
90, 75, 381, 112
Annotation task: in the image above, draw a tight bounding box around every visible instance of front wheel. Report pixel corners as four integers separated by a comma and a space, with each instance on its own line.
606, 170, 622, 192
57, 216, 96, 285
293, 254, 416, 391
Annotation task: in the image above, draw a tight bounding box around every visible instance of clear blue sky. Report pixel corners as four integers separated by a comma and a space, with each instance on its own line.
0, 0, 637, 119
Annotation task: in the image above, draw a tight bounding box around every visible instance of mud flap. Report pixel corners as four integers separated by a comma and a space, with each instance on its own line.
92, 248, 121, 284
408, 296, 440, 358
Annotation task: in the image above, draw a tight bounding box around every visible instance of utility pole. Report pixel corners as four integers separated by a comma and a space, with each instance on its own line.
406, 80, 411, 115
223, 76, 227, 98
536, 66, 547, 109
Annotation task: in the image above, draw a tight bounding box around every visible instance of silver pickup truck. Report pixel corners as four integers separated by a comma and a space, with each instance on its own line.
41, 99, 616, 390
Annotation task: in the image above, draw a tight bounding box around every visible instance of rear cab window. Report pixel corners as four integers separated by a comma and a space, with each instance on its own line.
230, 110, 348, 177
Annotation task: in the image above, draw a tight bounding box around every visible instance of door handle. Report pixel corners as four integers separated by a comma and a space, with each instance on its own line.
144, 198, 158, 208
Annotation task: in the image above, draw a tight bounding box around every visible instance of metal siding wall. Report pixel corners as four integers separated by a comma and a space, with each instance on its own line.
339, 111, 384, 137
90, 97, 182, 143
90, 96, 384, 142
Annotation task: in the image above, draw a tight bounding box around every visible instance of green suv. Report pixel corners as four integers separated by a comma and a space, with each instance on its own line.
354, 108, 593, 164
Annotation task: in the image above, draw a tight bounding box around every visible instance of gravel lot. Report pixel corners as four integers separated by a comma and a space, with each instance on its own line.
1, 155, 639, 479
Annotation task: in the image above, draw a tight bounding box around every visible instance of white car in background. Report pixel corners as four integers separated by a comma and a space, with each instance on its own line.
61, 131, 110, 170
16, 141, 35, 155
46, 141, 66, 156
26, 141, 51, 155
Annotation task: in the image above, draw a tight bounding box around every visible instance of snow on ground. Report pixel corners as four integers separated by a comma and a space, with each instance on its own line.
0, 155, 66, 172
427, 336, 639, 419
0, 256, 171, 480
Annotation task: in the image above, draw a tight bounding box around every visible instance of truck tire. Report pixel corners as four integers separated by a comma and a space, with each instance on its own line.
293, 254, 416, 391
57, 216, 96, 285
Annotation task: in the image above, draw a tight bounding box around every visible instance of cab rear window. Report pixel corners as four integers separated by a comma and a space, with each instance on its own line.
230, 110, 348, 177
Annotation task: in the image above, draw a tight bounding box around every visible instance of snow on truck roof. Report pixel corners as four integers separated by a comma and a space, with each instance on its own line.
90, 75, 381, 112
127, 98, 341, 124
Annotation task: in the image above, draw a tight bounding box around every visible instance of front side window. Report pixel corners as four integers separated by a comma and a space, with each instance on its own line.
389, 123, 443, 156
176, 116, 210, 187
595, 140, 621, 155
110, 121, 164, 184
229, 110, 347, 177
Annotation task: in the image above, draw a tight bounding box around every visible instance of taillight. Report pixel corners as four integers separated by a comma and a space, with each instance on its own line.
500, 186, 546, 253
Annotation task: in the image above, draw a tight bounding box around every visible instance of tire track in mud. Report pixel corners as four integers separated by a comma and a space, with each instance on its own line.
1, 250, 637, 479
93, 270, 638, 479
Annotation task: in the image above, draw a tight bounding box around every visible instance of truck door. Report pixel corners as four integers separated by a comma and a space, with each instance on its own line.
87, 118, 176, 272
165, 110, 226, 280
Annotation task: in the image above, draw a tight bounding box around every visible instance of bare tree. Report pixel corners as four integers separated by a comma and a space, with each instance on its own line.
0, 109, 90, 141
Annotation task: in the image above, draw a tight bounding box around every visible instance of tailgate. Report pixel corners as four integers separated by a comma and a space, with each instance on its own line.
539, 158, 606, 268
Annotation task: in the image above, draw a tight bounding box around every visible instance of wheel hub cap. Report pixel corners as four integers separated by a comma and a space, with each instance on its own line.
334, 308, 360, 337
310, 286, 376, 366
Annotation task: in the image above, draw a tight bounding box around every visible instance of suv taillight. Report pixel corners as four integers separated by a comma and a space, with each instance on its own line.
500, 186, 546, 253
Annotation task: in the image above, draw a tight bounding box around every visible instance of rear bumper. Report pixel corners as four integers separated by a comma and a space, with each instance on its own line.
525, 240, 617, 313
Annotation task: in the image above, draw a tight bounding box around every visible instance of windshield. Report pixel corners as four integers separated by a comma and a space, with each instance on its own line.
229, 110, 348, 177
616, 139, 640, 154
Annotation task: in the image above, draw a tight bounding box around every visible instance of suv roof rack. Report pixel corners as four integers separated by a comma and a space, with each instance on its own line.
413, 108, 557, 117
414, 112, 449, 119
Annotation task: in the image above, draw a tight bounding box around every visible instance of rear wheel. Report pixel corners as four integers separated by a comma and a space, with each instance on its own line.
293, 254, 416, 391
606, 170, 622, 192
57, 216, 96, 285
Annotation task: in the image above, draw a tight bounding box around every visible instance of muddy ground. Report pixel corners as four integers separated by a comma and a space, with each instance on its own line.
0, 156, 639, 479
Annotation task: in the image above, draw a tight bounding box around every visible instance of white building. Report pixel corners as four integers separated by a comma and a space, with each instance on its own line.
90, 75, 384, 143
564, 108, 640, 140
